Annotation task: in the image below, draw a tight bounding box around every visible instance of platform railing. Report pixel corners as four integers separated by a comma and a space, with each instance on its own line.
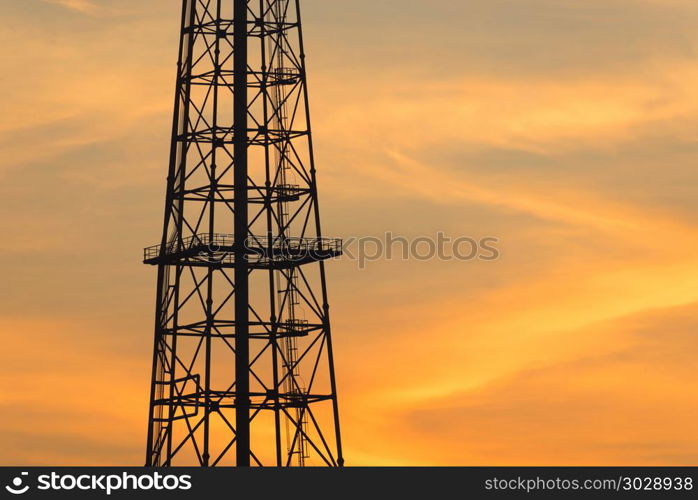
144, 234, 343, 262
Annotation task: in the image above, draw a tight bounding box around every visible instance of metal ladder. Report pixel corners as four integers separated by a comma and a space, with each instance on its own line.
268, 0, 309, 467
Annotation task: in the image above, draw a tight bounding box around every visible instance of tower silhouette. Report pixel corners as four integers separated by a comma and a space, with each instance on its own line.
143, 0, 344, 467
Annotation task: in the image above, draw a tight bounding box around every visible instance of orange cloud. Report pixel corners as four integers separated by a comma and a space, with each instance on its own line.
315, 61, 698, 154
3, 0, 698, 467
41, 0, 114, 16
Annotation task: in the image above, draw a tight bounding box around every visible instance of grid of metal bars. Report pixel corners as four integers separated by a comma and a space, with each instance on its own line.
144, 0, 344, 467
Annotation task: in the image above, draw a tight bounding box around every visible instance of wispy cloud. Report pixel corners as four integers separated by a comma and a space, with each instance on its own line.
315, 60, 698, 156
5, 0, 698, 467
41, 0, 111, 16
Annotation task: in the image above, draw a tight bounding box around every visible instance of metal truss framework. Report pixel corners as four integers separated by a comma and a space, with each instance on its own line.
144, 0, 344, 467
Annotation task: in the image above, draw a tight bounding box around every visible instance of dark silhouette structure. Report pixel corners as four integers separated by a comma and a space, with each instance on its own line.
143, 0, 344, 467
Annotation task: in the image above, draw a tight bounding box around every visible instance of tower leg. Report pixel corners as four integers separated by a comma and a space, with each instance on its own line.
233, 0, 251, 468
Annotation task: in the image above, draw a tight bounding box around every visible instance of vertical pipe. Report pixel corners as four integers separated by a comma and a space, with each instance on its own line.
259, 0, 284, 467
202, 0, 224, 468
234, 0, 251, 467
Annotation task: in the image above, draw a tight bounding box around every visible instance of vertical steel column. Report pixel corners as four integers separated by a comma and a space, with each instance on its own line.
233, 0, 251, 467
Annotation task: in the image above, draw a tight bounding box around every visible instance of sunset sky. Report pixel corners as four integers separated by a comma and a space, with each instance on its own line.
2, 0, 698, 465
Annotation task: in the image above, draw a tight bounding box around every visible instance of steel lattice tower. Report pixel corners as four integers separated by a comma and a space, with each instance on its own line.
143, 0, 344, 467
